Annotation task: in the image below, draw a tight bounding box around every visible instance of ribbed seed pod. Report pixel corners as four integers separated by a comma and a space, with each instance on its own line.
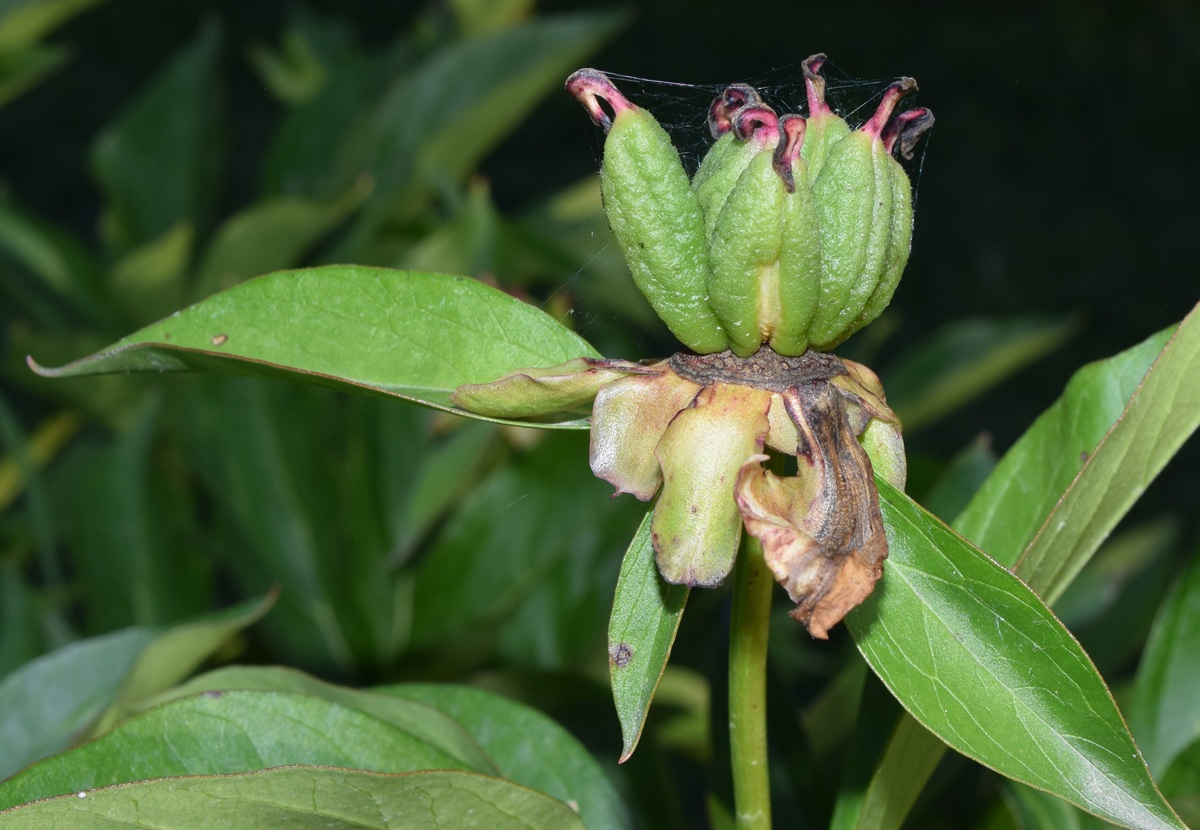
707, 105, 784, 357
771, 115, 821, 356
807, 79, 916, 350
693, 84, 764, 242
846, 108, 934, 340
566, 69, 729, 354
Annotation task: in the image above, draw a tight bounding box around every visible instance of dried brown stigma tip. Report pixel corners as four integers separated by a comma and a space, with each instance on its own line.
772, 114, 807, 193
882, 107, 935, 159
708, 83, 762, 138
803, 53, 832, 118
565, 68, 635, 133
861, 77, 918, 140
731, 103, 779, 145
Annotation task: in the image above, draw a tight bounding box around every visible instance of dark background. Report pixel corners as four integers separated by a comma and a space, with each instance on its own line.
6, 0, 1197, 452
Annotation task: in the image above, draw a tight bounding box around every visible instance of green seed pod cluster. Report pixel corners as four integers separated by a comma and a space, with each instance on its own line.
565, 57, 933, 357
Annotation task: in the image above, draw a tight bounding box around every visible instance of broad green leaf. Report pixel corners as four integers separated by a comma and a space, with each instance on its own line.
1002, 781, 1116, 829
0, 767, 585, 828
841, 706, 945, 830
846, 481, 1185, 830
90, 24, 222, 250
851, 319, 1191, 830
381, 683, 631, 830
607, 509, 689, 762
0, 197, 106, 324
180, 379, 359, 670
139, 666, 496, 776
0, 44, 64, 108
917, 435, 997, 523
882, 315, 1078, 432
1017, 303, 1200, 602
87, 593, 274, 736
0, 691, 481, 810
108, 222, 193, 324
0, 627, 153, 781
336, 13, 623, 249
1161, 739, 1200, 811
955, 324, 1176, 567
52, 400, 210, 632
1131, 545, 1200, 777
410, 431, 637, 650
449, 0, 535, 36
30, 266, 602, 427
0, 0, 104, 51
246, 28, 327, 105
192, 183, 369, 300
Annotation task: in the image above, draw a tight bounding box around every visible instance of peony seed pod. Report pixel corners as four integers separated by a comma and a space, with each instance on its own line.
807, 78, 918, 350
798, 54, 853, 180
706, 104, 786, 357
566, 69, 729, 354
771, 114, 822, 356
692, 84, 765, 242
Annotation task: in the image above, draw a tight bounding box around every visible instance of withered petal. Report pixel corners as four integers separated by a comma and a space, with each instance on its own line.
451, 357, 649, 419
736, 383, 889, 639
590, 368, 702, 500
652, 382, 771, 587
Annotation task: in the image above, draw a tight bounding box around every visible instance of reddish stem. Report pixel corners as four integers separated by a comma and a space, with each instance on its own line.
861, 77, 918, 140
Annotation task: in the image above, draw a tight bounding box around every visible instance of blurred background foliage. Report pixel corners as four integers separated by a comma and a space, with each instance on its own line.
0, 0, 1197, 827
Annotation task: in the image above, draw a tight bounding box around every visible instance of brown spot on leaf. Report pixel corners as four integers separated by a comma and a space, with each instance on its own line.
611, 643, 633, 668
211, 334, 228, 346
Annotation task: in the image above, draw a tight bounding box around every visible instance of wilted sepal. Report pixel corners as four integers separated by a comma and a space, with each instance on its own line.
591, 368, 702, 500
451, 357, 647, 419
830, 357, 906, 490
653, 382, 771, 587
736, 383, 888, 638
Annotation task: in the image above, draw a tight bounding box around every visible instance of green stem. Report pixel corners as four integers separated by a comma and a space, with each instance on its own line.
729, 532, 773, 830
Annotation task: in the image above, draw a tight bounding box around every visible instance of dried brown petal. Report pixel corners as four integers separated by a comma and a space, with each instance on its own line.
736, 383, 888, 638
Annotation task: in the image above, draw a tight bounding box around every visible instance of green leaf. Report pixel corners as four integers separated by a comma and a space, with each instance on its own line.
0, 767, 586, 828
608, 509, 689, 762
52, 399, 210, 632
954, 323, 1176, 568
380, 683, 631, 830
138, 666, 497, 776
852, 317, 1193, 830
246, 28, 327, 105
1017, 303, 1200, 603
0, 196, 106, 325
882, 315, 1078, 432
90, 24, 222, 250
192, 183, 369, 300
29, 265, 603, 427
0, 690, 490, 810
841, 706, 946, 830
0, 44, 65, 108
1001, 780, 1116, 830
846, 481, 1185, 830
410, 432, 633, 649
1131, 544, 1200, 777
108, 222, 193, 325
0, 628, 154, 781
449, 0, 535, 36
87, 593, 274, 737
337, 12, 623, 249
0, 0, 105, 51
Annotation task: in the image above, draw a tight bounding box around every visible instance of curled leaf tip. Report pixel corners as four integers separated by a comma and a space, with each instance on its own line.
566, 68, 635, 132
